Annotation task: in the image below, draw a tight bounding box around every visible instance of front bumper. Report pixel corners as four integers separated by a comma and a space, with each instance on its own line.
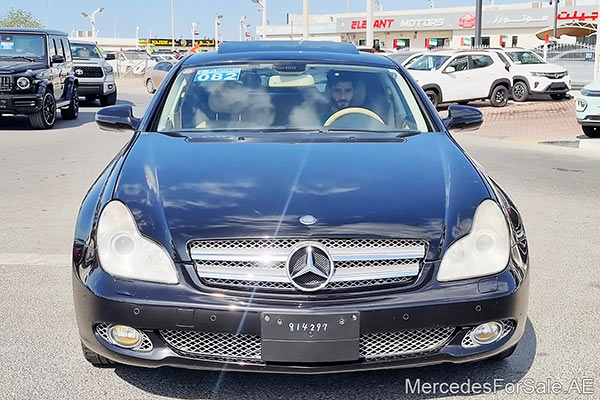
577, 97, 600, 126
77, 77, 116, 97
73, 257, 529, 373
529, 76, 571, 94
0, 93, 43, 114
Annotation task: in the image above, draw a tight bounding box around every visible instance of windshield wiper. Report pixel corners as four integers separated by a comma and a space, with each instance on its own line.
5, 56, 36, 62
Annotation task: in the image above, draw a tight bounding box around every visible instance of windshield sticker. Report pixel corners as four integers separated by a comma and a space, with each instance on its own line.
194, 68, 241, 82
0, 41, 15, 51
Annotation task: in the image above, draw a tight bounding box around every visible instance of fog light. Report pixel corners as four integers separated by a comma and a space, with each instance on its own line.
472, 321, 503, 345
108, 325, 142, 348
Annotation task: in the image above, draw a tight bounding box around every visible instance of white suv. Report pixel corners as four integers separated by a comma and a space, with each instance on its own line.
407, 50, 512, 108
491, 48, 570, 102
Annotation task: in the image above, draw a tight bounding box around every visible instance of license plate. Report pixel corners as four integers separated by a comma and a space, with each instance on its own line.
261, 312, 360, 363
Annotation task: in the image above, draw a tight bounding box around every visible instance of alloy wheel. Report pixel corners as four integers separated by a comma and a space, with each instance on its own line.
43, 93, 56, 126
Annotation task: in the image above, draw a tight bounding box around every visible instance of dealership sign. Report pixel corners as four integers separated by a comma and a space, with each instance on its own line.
139, 38, 215, 47
337, 5, 598, 33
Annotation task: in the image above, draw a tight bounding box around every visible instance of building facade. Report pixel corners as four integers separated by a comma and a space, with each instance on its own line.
257, 0, 598, 50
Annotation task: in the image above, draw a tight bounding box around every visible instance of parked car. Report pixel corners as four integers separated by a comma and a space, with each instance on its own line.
70, 40, 117, 106
386, 51, 425, 68
576, 81, 600, 138
74, 41, 529, 373
490, 48, 570, 102
143, 60, 174, 93
547, 50, 594, 88
106, 50, 150, 76
407, 50, 512, 108
0, 28, 78, 128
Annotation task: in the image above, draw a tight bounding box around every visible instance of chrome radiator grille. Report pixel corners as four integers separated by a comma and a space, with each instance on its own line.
190, 238, 427, 293
159, 326, 456, 363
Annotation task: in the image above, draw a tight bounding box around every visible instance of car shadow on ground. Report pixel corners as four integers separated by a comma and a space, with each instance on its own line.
0, 99, 134, 131
113, 319, 537, 400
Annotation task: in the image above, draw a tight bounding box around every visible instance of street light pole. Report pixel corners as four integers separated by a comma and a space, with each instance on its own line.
251, 0, 268, 39
215, 14, 223, 51
239, 16, 246, 41
551, 0, 560, 39
303, 0, 309, 41
366, 0, 374, 48
136, 26, 139, 50
192, 22, 197, 47
171, 0, 175, 52
594, 0, 600, 81
474, 0, 483, 47
81, 8, 104, 43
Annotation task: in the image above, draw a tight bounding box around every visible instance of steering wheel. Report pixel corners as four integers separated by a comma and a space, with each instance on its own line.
323, 107, 385, 127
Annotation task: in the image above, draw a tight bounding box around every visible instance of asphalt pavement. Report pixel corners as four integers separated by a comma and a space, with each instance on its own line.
0, 82, 599, 399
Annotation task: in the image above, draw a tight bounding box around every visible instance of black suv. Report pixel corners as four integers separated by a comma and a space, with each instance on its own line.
0, 28, 79, 129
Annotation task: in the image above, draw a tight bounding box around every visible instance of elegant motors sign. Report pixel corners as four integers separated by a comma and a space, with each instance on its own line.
336, 6, 599, 33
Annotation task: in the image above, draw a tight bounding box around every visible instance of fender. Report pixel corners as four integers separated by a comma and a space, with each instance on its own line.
62, 76, 79, 101
512, 75, 530, 90
488, 78, 511, 98
421, 83, 443, 103
35, 80, 52, 96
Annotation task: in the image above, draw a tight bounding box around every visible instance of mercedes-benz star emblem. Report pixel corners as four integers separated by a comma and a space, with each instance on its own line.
299, 215, 318, 226
286, 242, 334, 292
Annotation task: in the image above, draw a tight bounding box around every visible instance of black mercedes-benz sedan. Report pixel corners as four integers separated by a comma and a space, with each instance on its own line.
72, 41, 529, 373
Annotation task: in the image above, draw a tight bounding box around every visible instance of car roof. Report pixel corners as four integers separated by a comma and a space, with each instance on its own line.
0, 27, 67, 36
182, 41, 398, 68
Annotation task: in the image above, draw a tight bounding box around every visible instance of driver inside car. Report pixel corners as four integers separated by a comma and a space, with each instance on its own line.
322, 71, 356, 123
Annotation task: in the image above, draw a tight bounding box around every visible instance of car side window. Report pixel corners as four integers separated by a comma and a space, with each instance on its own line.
61, 38, 72, 62
156, 62, 167, 71
471, 55, 493, 69
448, 55, 469, 72
52, 37, 64, 59
49, 37, 57, 58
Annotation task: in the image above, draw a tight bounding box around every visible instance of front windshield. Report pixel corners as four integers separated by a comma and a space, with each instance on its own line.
506, 51, 546, 65
157, 63, 430, 134
71, 43, 102, 59
0, 33, 47, 60
408, 55, 450, 71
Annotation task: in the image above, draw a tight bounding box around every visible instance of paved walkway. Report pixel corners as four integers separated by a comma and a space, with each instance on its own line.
464, 97, 584, 142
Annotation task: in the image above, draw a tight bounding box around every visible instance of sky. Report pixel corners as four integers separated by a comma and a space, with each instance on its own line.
1, 0, 538, 41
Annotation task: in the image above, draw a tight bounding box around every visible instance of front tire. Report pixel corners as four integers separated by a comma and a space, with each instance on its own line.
583, 126, 600, 138
29, 91, 56, 129
425, 90, 439, 108
146, 78, 156, 94
100, 90, 117, 107
490, 85, 509, 107
60, 85, 79, 120
81, 341, 117, 367
512, 81, 529, 102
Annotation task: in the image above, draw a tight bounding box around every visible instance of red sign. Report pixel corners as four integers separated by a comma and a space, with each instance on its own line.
459, 13, 477, 29
350, 19, 395, 30
557, 11, 599, 21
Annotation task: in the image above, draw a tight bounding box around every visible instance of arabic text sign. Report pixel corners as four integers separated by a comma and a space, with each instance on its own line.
337, 5, 599, 32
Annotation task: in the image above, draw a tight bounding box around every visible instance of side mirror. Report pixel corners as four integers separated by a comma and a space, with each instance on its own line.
51, 54, 65, 64
443, 66, 456, 74
104, 53, 116, 61
443, 105, 483, 132
96, 105, 140, 132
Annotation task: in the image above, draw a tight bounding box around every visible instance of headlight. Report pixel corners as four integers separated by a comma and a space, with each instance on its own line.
97, 201, 179, 284
576, 98, 588, 112
103, 64, 113, 74
16, 77, 31, 89
530, 72, 540, 77
437, 200, 510, 282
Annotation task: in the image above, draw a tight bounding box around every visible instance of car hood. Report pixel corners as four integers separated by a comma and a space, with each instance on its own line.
405, 69, 437, 84
583, 80, 600, 91
510, 62, 566, 74
73, 58, 106, 66
0, 60, 47, 74
114, 132, 491, 262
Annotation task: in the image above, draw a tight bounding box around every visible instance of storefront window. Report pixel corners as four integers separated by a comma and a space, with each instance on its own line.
425, 38, 447, 49
393, 39, 410, 50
